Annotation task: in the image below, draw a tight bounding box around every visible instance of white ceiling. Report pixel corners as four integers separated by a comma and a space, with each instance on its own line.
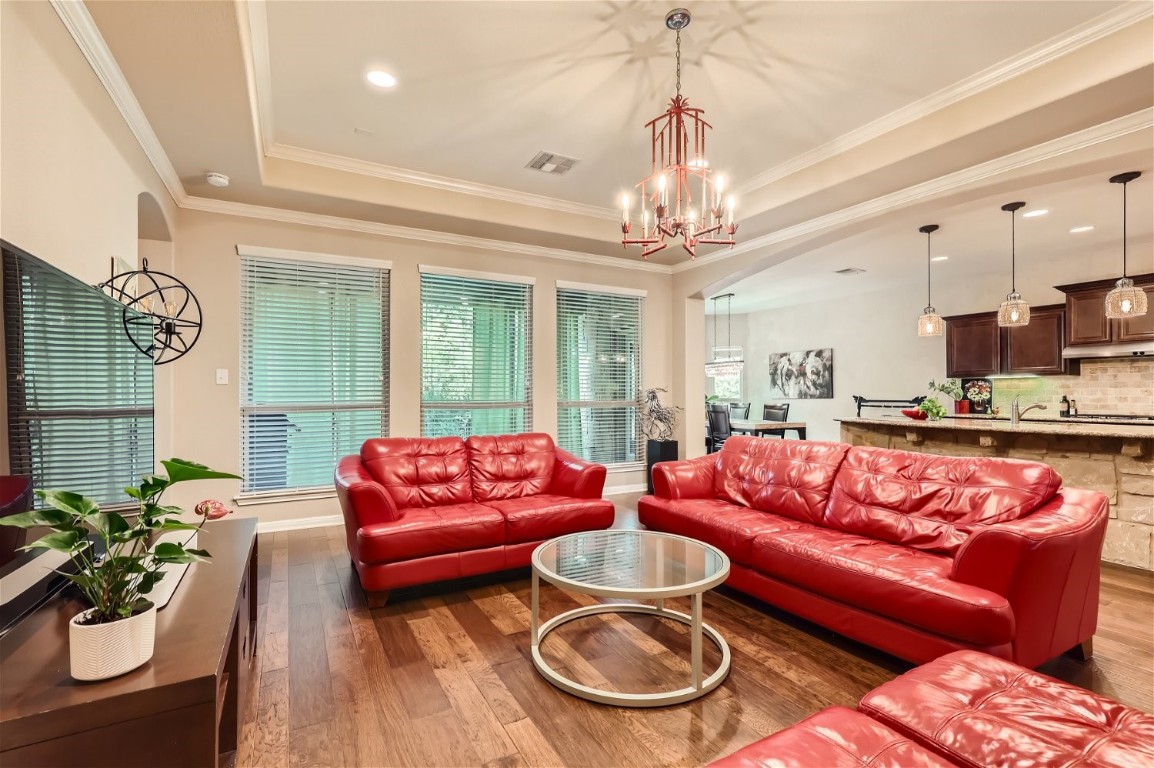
81, 0, 1153, 275
263, 0, 1123, 207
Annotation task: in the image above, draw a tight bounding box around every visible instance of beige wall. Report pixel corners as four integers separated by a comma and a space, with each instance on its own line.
163, 208, 673, 520
0, 1, 175, 283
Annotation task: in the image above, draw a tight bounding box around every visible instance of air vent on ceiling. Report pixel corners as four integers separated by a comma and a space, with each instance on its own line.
526, 151, 579, 175
834, 267, 866, 275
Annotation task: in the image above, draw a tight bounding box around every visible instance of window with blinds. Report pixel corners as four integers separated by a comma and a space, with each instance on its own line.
3, 242, 154, 507
556, 287, 642, 465
420, 271, 532, 438
240, 254, 388, 494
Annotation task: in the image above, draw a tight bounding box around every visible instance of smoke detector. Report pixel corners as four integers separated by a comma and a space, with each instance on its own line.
526, 151, 579, 175
206, 172, 230, 188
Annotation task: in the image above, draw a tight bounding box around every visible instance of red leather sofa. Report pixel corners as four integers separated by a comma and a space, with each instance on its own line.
712, 650, 1154, 768
639, 436, 1108, 668
336, 432, 614, 603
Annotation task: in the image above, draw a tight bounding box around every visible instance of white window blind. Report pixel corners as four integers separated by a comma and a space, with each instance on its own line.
3, 242, 154, 506
420, 272, 532, 437
240, 255, 388, 493
556, 288, 642, 464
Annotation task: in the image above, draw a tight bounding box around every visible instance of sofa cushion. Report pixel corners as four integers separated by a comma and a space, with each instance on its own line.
750, 528, 1013, 645
356, 502, 505, 563
466, 433, 555, 502
638, 496, 809, 566
859, 650, 1154, 768
714, 437, 850, 525
485, 494, 615, 544
361, 437, 472, 509
823, 447, 1062, 554
709, 707, 953, 768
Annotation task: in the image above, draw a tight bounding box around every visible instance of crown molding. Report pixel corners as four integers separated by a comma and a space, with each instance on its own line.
675, 109, 1154, 274
180, 195, 673, 274
266, 143, 618, 221
50, 0, 187, 206
736, 2, 1154, 196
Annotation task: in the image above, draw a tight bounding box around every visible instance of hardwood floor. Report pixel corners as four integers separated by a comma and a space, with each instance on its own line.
234, 498, 1154, 767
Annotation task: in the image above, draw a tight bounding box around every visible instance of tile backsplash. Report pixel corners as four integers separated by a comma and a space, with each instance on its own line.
990, 359, 1154, 416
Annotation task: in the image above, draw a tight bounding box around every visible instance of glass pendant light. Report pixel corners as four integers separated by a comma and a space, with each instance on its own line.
1105, 171, 1148, 319
917, 224, 943, 337
997, 201, 1030, 327
704, 293, 744, 377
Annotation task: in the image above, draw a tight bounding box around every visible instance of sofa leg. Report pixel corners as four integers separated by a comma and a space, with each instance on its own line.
364, 589, 390, 609
1065, 638, 1093, 661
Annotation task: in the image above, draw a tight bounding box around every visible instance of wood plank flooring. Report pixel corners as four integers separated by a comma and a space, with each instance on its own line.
234, 497, 1154, 767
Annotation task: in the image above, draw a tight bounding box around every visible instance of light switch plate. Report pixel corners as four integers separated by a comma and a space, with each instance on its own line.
215, 368, 228, 385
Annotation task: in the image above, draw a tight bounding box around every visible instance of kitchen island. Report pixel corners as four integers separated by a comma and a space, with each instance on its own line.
838, 416, 1153, 570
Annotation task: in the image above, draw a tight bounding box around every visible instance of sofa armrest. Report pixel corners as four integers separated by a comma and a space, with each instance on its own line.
950, 488, 1108, 666
335, 455, 403, 530
550, 448, 607, 499
652, 455, 717, 499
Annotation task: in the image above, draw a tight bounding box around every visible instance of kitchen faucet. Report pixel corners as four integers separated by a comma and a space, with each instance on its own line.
1011, 397, 1047, 426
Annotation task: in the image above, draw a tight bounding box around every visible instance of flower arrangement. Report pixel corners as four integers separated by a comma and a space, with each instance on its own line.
0, 458, 240, 625
928, 379, 964, 401
965, 380, 992, 404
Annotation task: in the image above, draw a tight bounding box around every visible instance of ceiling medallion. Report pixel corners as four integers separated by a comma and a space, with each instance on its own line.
620, 8, 737, 260
99, 258, 203, 365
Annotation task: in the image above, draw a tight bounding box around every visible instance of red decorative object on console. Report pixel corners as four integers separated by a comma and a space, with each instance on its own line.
954, 399, 970, 414
901, 408, 928, 420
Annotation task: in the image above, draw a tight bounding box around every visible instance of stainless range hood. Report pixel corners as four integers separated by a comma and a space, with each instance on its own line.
1062, 341, 1154, 359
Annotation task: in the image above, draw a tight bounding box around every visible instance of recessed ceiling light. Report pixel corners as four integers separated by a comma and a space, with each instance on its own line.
1069, 225, 1095, 234
931, 255, 949, 262
1022, 209, 1048, 218
366, 70, 397, 88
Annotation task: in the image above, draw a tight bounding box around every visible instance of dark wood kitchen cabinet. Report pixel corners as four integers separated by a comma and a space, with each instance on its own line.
1058, 274, 1154, 346
945, 304, 1074, 377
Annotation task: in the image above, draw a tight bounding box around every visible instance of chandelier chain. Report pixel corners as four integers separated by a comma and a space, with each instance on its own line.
675, 29, 682, 97
1123, 179, 1128, 277
926, 229, 932, 307
1010, 207, 1017, 291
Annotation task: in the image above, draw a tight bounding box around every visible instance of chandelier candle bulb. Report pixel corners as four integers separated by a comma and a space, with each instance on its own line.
621, 194, 630, 225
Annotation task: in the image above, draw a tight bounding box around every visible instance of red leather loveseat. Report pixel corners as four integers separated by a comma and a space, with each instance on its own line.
712, 649, 1154, 768
639, 436, 1109, 668
336, 432, 614, 603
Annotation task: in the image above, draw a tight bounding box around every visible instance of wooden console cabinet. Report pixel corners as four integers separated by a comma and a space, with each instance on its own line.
0, 517, 257, 767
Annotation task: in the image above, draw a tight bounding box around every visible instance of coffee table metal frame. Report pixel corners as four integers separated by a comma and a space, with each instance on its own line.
530, 530, 732, 707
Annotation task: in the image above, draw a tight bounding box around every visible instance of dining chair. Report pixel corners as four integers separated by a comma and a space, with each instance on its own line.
760, 403, 790, 438
729, 402, 751, 420
706, 404, 732, 453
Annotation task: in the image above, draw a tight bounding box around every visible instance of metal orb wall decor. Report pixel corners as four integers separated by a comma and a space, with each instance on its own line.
99, 258, 202, 365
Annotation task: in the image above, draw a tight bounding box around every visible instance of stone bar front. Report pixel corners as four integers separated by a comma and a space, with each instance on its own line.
838, 417, 1154, 571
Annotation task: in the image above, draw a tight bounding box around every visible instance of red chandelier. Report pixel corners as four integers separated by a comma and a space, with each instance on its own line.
620, 8, 737, 260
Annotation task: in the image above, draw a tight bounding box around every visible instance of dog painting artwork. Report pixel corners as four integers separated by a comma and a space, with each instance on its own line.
767, 349, 834, 399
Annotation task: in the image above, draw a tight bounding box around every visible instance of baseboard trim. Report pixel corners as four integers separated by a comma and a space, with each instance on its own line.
256, 514, 343, 534
605, 484, 648, 496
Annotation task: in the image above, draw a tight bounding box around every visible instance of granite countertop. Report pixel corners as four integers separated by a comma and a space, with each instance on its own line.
837, 416, 1154, 440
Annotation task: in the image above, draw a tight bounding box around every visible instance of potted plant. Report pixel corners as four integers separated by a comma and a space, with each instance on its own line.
641, 388, 683, 494
918, 397, 948, 421
929, 379, 968, 414
964, 379, 993, 414
0, 458, 240, 681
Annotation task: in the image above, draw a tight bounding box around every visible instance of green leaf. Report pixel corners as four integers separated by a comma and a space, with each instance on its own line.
90, 511, 130, 538
184, 548, 212, 559
23, 529, 85, 552
154, 505, 186, 517
37, 490, 100, 518
0, 507, 72, 528
124, 486, 143, 500
139, 475, 170, 500
162, 458, 242, 484
158, 520, 201, 532
152, 542, 210, 564
137, 571, 163, 595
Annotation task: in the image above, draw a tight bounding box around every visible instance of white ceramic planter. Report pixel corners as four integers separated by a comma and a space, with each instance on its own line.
68, 604, 157, 681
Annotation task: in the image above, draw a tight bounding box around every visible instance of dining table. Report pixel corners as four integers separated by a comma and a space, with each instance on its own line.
730, 419, 807, 440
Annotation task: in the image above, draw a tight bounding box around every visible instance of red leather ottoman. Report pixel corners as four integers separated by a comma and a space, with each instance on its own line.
860, 650, 1154, 768
709, 707, 953, 768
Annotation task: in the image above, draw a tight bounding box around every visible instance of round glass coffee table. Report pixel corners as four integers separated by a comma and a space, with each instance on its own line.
530, 529, 731, 707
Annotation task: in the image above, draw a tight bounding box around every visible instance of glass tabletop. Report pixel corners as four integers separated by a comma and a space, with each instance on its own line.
532, 530, 729, 597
